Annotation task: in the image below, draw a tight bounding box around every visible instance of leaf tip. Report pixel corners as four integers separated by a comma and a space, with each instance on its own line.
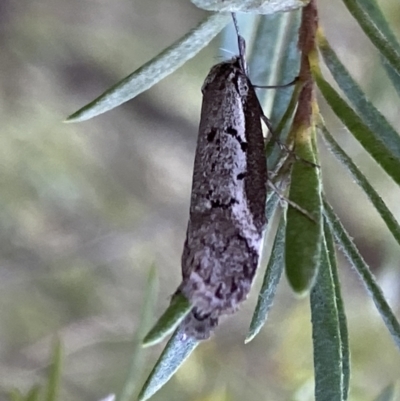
64, 110, 90, 123
142, 332, 163, 348
137, 389, 149, 401
244, 334, 255, 344
141, 293, 192, 348
287, 274, 317, 297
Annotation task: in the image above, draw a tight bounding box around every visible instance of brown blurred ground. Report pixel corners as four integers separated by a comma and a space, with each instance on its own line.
0, 1, 400, 400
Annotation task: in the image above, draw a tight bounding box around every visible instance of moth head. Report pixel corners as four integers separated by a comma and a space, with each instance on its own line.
201, 57, 243, 94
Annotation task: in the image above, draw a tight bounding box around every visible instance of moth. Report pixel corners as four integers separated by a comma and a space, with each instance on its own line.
173, 21, 269, 340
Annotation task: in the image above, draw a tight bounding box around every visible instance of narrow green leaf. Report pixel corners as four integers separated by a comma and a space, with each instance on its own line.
142, 293, 192, 347
383, 64, 400, 98
8, 390, 24, 401
317, 32, 400, 161
246, 214, 286, 343
285, 129, 322, 294
374, 383, 397, 401
66, 13, 230, 122
266, 11, 301, 127
356, 0, 400, 96
249, 11, 300, 112
137, 328, 198, 401
255, 11, 302, 170
324, 220, 350, 400
319, 122, 400, 248
313, 71, 400, 186
271, 79, 302, 138
118, 265, 158, 401
342, 0, 400, 77
323, 200, 400, 352
357, 0, 400, 51
266, 167, 292, 219
266, 191, 280, 222
25, 386, 41, 401
248, 14, 286, 98
44, 339, 62, 401
191, 0, 309, 14
311, 226, 343, 401
266, 80, 303, 170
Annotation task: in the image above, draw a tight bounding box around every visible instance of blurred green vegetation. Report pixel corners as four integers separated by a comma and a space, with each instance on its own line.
1, 1, 400, 401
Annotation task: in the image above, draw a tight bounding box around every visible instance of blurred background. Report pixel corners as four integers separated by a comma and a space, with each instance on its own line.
1, 1, 400, 400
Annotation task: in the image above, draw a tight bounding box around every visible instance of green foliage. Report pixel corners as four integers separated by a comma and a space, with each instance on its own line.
66, 13, 230, 122
246, 214, 286, 343
285, 126, 322, 294
310, 223, 348, 401
11, 0, 400, 400
142, 293, 192, 348
137, 329, 198, 401
324, 200, 400, 351
8, 340, 62, 401
132, 1, 400, 394
117, 266, 158, 401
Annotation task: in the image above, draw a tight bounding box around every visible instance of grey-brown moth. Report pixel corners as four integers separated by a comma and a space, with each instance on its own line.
174, 21, 269, 340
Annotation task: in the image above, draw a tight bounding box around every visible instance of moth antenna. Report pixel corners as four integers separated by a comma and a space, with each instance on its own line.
231, 13, 247, 72
218, 47, 236, 58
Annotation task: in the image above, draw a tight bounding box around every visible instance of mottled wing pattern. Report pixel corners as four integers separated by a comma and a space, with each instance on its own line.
175, 58, 267, 340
